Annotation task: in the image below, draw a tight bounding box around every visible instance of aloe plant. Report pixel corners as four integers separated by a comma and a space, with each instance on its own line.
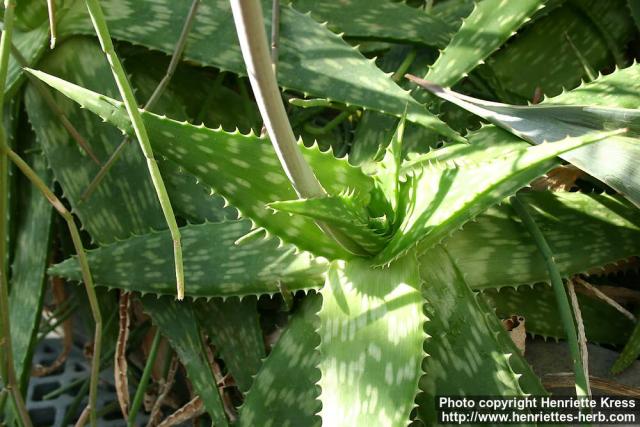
3, 0, 640, 425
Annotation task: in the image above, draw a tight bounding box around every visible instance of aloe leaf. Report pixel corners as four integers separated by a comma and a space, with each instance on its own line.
9, 142, 53, 390
416, 73, 640, 207
195, 297, 265, 393
612, 322, 640, 374
56, 0, 459, 139
349, 46, 434, 167
487, 0, 634, 99
374, 129, 620, 265
290, 0, 455, 48
430, 0, 474, 27
318, 252, 425, 426
24, 38, 167, 244
424, 0, 547, 88
417, 245, 545, 423
445, 192, 640, 290
376, 114, 406, 211
6, 23, 49, 97
483, 284, 635, 347
238, 294, 321, 426
49, 220, 327, 298
142, 296, 228, 426
28, 67, 375, 259
401, 126, 529, 175
269, 195, 389, 255
159, 158, 237, 224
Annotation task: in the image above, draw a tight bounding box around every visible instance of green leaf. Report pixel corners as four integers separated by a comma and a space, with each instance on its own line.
6, 22, 49, 97
142, 296, 228, 426
290, 0, 455, 48
374, 128, 620, 265
483, 284, 635, 347
24, 38, 167, 244
445, 192, 640, 290
430, 0, 474, 27
318, 252, 425, 426
159, 158, 237, 224
195, 297, 265, 393
269, 195, 389, 255
486, 0, 635, 98
49, 220, 327, 298
376, 114, 406, 213
612, 322, 640, 374
416, 70, 640, 207
238, 294, 321, 427
57, 0, 460, 139
9, 143, 53, 390
424, 0, 547, 88
27, 67, 375, 259
417, 245, 545, 423
14, 0, 48, 30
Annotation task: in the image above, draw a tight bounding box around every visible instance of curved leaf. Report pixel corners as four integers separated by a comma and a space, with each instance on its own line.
417, 65, 640, 207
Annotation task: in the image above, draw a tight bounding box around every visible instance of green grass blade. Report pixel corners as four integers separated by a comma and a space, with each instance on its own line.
57, 0, 459, 139
511, 195, 590, 398
374, 128, 622, 265
483, 284, 635, 347
27, 67, 375, 259
318, 252, 425, 426
195, 297, 265, 393
49, 220, 327, 298
142, 296, 228, 426
238, 294, 321, 426
82, 0, 185, 299
424, 0, 547, 88
445, 192, 640, 290
417, 245, 545, 423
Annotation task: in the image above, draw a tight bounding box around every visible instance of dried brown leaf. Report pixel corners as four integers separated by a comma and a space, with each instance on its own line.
157, 396, 204, 427
502, 315, 527, 354
115, 291, 132, 421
